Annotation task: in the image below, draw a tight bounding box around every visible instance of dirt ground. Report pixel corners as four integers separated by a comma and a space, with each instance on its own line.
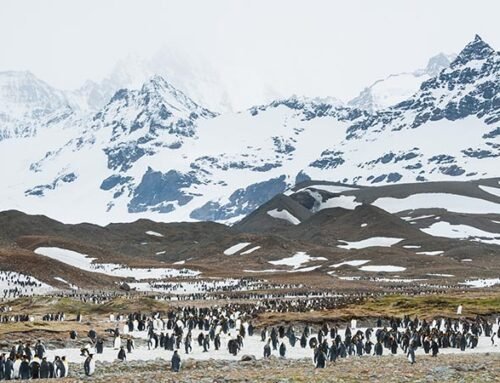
59, 352, 500, 383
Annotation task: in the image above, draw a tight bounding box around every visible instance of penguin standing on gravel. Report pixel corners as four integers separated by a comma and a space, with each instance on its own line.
117, 346, 127, 362
171, 350, 181, 372
407, 341, 416, 364
329, 341, 338, 362
84, 354, 95, 376
314, 347, 327, 369
62, 356, 69, 377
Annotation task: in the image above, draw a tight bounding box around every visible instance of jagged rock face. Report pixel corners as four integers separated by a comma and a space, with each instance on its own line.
0, 36, 498, 225
129, 168, 201, 213
95, 76, 216, 140
191, 176, 288, 221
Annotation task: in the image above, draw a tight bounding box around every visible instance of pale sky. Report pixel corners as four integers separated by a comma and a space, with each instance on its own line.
1, 0, 499, 105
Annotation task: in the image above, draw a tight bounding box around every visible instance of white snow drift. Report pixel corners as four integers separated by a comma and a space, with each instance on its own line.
337, 237, 403, 249
145, 230, 164, 237
269, 252, 326, 269
34, 247, 200, 280
223, 242, 252, 255
266, 209, 301, 225
359, 265, 406, 272
421, 222, 500, 245
331, 260, 371, 268
374, 193, 500, 215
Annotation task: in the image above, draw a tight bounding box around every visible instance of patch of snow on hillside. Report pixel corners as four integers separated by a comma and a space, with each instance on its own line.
459, 278, 500, 288
54, 277, 78, 290
402, 215, 435, 221
288, 265, 321, 273
306, 185, 358, 194
338, 237, 403, 249
374, 194, 500, 215
417, 251, 444, 256
269, 252, 327, 269
223, 242, 252, 255
403, 245, 421, 249
421, 222, 500, 244
479, 185, 500, 198
267, 209, 301, 225
361, 223, 368, 227
331, 260, 370, 268
34, 247, 200, 279
146, 230, 164, 237
373, 278, 426, 283
427, 273, 454, 277
129, 279, 243, 294
318, 196, 361, 211
240, 246, 261, 255
285, 184, 357, 196
359, 265, 406, 272
0, 271, 54, 296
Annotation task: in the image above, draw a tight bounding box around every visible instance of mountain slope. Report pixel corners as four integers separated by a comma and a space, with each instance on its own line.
348, 53, 456, 112
1, 176, 500, 292
234, 194, 313, 234
0, 36, 498, 225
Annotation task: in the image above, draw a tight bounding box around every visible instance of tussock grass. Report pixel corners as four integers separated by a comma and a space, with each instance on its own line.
257, 292, 500, 327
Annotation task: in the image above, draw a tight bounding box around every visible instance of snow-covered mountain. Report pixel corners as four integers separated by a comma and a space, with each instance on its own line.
348, 53, 456, 112
0, 71, 74, 140
0, 35, 498, 225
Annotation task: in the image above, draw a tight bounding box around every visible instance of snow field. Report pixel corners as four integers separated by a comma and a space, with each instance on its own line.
331, 260, 371, 268
267, 208, 301, 225
269, 252, 327, 269
44, 322, 500, 365
224, 243, 252, 255
34, 247, 200, 280
337, 237, 403, 249
374, 193, 500, 215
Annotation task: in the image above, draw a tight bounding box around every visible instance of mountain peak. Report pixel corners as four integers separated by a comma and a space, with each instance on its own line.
452, 35, 495, 66
425, 53, 455, 76
0, 70, 71, 121
141, 74, 173, 92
